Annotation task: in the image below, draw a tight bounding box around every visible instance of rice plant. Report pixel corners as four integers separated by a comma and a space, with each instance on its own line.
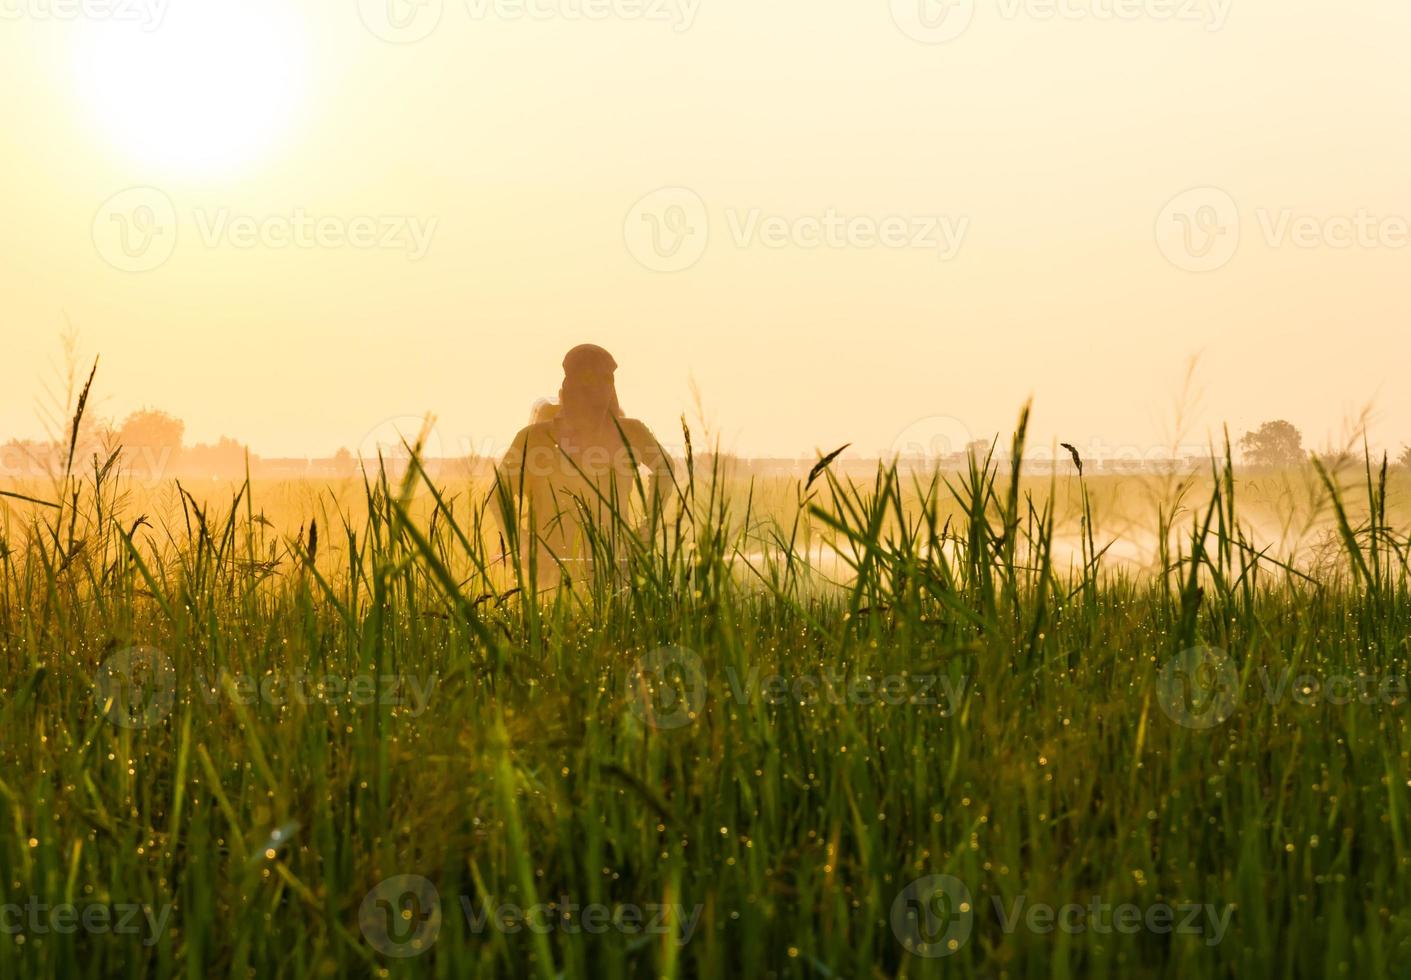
1, 394, 1409, 978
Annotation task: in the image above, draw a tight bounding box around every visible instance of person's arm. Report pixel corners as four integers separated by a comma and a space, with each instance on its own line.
491, 427, 532, 555
622, 420, 674, 520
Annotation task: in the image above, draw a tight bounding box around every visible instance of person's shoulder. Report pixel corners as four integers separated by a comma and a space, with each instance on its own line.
505, 422, 555, 454
618, 417, 654, 436
515, 422, 555, 441
618, 418, 658, 444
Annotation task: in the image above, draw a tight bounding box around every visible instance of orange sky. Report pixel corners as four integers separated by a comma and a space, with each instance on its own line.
2, 0, 1409, 462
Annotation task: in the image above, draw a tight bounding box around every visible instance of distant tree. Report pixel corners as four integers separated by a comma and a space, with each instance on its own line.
1239, 420, 1305, 469
118, 409, 184, 453
117, 409, 184, 480
332, 447, 356, 476
1399, 445, 1411, 470
965, 438, 993, 459
184, 436, 249, 479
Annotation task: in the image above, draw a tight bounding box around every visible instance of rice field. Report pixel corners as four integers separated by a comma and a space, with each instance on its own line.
2, 405, 1410, 978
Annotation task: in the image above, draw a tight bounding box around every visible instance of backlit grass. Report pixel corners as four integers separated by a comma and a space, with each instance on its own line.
1, 405, 1409, 978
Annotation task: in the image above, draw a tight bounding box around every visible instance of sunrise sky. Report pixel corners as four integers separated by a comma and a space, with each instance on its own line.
2, 0, 1409, 462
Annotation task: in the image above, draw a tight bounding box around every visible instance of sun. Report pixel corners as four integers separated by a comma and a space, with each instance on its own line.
74, 0, 307, 177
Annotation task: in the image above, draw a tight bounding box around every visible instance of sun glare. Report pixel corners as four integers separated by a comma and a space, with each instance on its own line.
74, 0, 306, 176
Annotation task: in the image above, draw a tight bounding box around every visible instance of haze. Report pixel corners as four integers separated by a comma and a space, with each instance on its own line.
2, 0, 1409, 461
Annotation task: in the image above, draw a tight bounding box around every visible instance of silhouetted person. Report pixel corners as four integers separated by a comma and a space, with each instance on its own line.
495, 345, 670, 584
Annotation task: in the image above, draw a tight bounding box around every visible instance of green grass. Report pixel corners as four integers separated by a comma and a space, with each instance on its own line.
2, 404, 1410, 978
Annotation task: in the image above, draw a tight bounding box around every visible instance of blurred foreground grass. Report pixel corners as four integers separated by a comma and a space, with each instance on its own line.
1, 408, 1409, 978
